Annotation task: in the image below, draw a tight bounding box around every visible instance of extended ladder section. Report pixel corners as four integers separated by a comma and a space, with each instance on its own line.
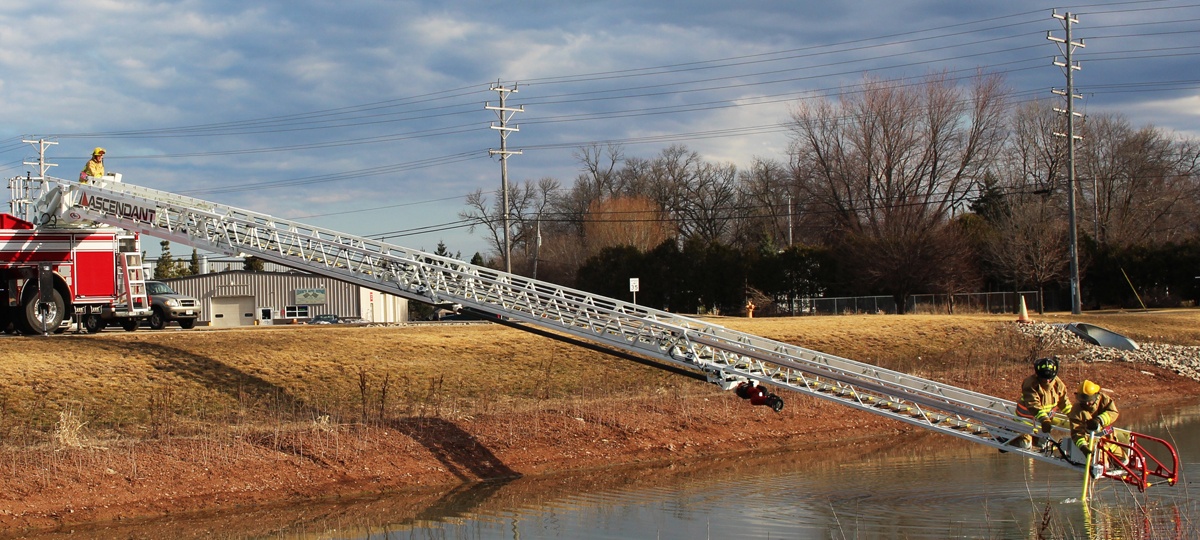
33, 177, 1178, 487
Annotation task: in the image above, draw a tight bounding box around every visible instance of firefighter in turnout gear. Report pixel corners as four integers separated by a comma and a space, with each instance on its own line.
1069, 380, 1127, 470
80, 147, 105, 183
1012, 357, 1071, 449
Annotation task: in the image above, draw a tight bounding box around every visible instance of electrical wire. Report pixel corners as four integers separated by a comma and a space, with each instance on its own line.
25, 4, 1198, 144
3, 1, 1197, 239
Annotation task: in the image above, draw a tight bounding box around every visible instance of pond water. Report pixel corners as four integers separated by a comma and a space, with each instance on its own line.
34, 403, 1200, 539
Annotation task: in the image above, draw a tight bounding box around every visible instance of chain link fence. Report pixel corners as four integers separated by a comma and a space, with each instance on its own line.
907, 291, 1040, 314
774, 291, 1040, 316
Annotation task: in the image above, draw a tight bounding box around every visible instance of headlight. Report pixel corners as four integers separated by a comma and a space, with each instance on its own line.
166, 299, 180, 307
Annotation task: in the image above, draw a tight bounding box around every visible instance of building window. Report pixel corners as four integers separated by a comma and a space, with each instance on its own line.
284, 305, 311, 318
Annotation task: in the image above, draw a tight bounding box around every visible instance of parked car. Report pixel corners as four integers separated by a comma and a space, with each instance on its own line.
146, 280, 200, 329
309, 314, 342, 324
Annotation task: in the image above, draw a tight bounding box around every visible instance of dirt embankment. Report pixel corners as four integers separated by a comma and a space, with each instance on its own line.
0, 311, 1197, 534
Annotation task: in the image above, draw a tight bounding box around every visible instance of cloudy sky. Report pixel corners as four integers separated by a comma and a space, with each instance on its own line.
2, 0, 1197, 259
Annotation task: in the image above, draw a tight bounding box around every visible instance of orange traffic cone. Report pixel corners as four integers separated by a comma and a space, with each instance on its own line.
1016, 296, 1032, 323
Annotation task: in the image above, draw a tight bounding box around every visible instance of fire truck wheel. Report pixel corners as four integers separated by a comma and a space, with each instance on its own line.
82, 314, 105, 333
21, 288, 65, 335
120, 318, 139, 332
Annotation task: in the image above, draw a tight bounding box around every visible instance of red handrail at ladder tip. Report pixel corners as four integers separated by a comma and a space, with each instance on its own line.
1090, 431, 1179, 492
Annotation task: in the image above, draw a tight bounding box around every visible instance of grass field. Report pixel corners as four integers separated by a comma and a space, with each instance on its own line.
2, 309, 1196, 447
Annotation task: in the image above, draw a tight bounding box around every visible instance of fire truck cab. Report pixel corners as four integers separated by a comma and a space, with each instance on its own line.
0, 212, 150, 334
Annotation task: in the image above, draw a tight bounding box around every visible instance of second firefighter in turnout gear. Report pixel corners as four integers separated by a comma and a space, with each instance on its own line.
1012, 356, 1071, 449
735, 381, 784, 412
1069, 379, 1128, 469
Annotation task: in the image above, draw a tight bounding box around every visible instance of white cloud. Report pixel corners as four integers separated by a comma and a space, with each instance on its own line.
1121, 93, 1200, 136
407, 14, 480, 46
2, 0, 1197, 260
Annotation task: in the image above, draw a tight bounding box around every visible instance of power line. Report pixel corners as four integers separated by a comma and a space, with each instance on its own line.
25, 6, 1196, 145
3, 1, 1196, 245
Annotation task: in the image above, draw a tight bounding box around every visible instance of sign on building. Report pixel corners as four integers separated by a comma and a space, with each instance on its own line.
294, 287, 327, 305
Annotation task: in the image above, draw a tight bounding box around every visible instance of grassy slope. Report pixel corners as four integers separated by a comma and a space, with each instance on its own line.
3, 310, 1197, 442
0, 310, 1196, 531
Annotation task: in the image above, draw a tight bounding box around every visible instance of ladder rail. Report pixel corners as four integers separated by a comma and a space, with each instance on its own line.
39, 177, 1139, 475
52, 179, 1026, 412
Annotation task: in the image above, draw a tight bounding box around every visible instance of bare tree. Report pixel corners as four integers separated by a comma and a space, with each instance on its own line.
555, 144, 629, 239
459, 178, 559, 273
1080, 113, 1199, 247
643, 145, 702, 235
735, 157, 794, 249
573, 143, 626, 197
677, 161, 739, 244
981, 198, 1069, 313
1004, 100, 1066, 194
788, 73, 1007, 307
973, 99, 1077, 311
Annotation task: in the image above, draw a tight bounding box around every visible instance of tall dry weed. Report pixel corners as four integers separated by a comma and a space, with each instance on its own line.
378, 372, 391, 422
53, 409, 86, 449
147, 385, 176, 439
357, 366, 371, 423
352, 366, 394, 425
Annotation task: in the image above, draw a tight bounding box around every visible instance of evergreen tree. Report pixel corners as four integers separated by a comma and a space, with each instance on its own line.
154, 240, 182, 279
243, 256, 266, 272
434, 241, 461, 259
188, 249, 201, 275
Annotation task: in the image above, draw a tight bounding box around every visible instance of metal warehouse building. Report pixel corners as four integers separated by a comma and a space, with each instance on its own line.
163, 271, 409, 327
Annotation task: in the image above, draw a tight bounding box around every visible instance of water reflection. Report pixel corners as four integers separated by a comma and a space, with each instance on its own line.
22, 404, 1200, 539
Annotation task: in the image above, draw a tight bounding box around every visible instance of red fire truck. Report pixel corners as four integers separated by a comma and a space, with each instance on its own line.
0, 212, 150, 334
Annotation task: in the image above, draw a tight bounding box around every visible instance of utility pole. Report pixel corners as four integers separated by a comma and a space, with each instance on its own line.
486, 81, 523, 274
1048, 10, 1085, 315
785, 192, 793, 248
15, 139, 58, 220
533, 215, 542, 280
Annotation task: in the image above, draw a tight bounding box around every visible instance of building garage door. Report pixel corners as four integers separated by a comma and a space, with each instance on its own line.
211, 296, 256, 328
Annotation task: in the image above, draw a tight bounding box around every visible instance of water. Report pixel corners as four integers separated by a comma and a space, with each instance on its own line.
37, 404, 1200, 539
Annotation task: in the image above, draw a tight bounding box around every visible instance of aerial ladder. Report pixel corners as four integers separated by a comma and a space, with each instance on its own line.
20, 174, 1179, 495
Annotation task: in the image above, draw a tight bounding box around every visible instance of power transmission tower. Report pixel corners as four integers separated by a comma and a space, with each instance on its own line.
486, 81, 524, 274
1048, 10, 1085, 315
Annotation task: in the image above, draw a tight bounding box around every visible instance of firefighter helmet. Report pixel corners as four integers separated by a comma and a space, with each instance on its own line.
1034, 357, 1059, 380
92, 147, 106, 156
1078, 380, 1101, 403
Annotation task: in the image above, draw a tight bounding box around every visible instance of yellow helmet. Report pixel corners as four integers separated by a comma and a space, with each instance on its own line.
1078, 379, 1101, 396
92, 147, 106, 156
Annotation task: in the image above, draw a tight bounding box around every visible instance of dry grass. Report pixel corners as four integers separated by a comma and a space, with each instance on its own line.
0, 324, 690, 446
52, 409, 86, 449
0, 308, 1197, 448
